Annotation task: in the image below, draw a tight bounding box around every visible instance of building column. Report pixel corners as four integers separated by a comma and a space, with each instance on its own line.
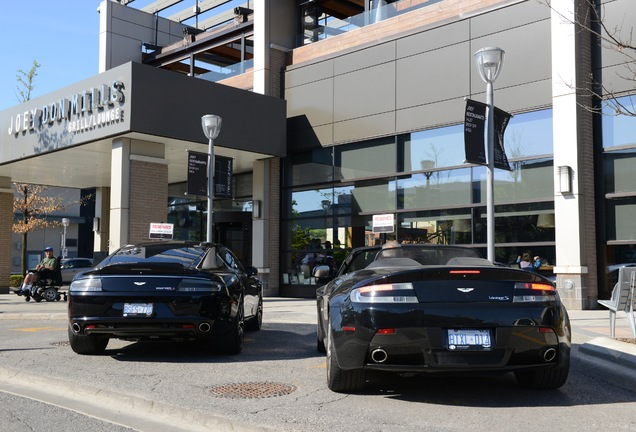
551, 0, 598, 310
93, 187, 110, 258
252, 158, 280, 296
109, 138, 168, 251
0, 177, 13, 291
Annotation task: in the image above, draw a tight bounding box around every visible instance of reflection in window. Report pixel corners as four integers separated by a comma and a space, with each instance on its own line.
472, 159, 554, 204
405, 125, 465, 170
603, 96, 636, 149
505, 109, 553, 157
398, 168, 471, 210
335, 138, 396, 180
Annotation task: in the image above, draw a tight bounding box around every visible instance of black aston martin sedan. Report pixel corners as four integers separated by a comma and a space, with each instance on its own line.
315, 243, 570, 393
68, 241, 263, 355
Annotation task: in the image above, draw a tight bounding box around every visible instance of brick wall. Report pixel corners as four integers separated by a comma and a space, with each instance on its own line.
0, 192, 13, 289
128, 160, 168, 244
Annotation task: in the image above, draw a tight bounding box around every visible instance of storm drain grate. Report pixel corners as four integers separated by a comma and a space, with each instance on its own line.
208, 382, 296, 399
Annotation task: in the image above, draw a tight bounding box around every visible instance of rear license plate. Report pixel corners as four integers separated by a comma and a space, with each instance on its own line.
123, 303, 153, 317
447, 329, 492, 350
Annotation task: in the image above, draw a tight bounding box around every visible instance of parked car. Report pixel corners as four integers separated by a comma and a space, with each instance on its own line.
60, 258, 94, 284
68, 241, 263, 355
315, 243, 571, 393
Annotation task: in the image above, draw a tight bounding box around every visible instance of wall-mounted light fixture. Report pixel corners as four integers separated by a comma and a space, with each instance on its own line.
252, 200, 261, 219
557, 165, 572, 194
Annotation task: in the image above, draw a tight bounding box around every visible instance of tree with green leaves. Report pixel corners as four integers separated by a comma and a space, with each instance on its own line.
16, 60, 40, 103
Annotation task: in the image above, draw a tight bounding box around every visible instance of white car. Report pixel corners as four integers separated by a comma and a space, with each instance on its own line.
60, 258, 94, 284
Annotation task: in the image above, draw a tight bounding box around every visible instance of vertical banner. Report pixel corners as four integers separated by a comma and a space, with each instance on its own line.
464, 99, 487, 165
494, 107, 512, 171
187, 150, 208, 196
214, 155, 233, 198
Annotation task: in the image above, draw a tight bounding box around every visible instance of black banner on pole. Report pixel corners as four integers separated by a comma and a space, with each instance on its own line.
214, 155, 233, 198
187, 151, 208, 196
494, 107, 512, 171
464, 99, 486, 165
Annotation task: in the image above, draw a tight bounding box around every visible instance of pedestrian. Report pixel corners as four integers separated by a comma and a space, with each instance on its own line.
20, 246, 58, 295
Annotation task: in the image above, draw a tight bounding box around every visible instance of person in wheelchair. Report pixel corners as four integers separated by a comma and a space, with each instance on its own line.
19, 246, 58, 296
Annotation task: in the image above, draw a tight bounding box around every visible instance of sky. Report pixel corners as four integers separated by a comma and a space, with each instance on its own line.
0, 1, 102, 112
0, 0, 243, 112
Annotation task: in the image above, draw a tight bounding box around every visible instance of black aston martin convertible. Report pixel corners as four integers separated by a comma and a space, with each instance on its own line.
315, 243, 570, 393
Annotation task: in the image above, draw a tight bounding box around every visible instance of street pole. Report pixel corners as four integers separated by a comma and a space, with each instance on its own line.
474, 47, 504, 263
201, 115, 222, 244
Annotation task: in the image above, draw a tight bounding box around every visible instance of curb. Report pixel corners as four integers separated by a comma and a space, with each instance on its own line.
579, 337, 636, 369
576, 337, 636, 391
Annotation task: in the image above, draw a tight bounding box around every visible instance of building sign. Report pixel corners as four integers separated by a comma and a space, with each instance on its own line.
373, 214, 394, 233
214, 155, 233, 198
149, 223, 174, 239
6, 80, 125, 137
187, 150, 208, 196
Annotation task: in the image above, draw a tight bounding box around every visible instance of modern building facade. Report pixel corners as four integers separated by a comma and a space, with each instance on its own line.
1, 0, 634, 309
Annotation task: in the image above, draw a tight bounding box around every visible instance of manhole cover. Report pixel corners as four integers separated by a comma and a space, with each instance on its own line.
208, 382, 296, 399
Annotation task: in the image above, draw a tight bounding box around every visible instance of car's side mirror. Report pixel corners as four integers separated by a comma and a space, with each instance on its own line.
313, 265, 333, 284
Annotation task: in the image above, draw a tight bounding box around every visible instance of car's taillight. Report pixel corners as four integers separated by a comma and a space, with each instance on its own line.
69, 277, 102, 292
513, 282, 558, 302
177, 279, 225, 293
350, 283, 418, 303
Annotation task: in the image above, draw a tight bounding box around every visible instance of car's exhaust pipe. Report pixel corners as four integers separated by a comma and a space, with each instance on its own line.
198, 322, 211, 333
542, 347, 557, 362
71, 322, 82, 334
370, 348, 388, 363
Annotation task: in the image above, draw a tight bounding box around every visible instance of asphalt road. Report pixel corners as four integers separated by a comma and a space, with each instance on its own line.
0, 295, 635, 432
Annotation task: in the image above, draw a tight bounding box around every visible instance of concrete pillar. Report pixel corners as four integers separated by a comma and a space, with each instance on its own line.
551, 0, 598, 309
0, 177, 13, 291
109, 138, 168, 251
93, 187, 110, 257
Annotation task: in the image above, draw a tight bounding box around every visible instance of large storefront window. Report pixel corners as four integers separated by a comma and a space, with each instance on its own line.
281, 109, 556, 295
603, 96, 636, 149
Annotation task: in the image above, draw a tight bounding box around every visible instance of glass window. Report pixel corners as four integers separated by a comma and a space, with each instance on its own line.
504, 109, 553, 157
472, 159, 554, 204
604, 149, 636, 194
349, 179, 396, 213
334, 138, 396, 181
285, 148, 333, 187
398, 168, 472, 210
288, 187, 334, 218
603, 96, 636, 149
404, 125, 466, 170
606, 197, 636, 241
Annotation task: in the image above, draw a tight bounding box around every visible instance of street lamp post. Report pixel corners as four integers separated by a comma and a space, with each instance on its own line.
474, 47, 505, 263
201, 114, 222, 243
61, 218, 70, 259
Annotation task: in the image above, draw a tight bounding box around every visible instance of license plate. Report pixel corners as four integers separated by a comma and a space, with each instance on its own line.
447, 329, 492, 350
123, 303, 153, 317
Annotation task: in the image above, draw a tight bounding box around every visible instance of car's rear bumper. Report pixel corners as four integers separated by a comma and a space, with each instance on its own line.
331, 302, 571, 372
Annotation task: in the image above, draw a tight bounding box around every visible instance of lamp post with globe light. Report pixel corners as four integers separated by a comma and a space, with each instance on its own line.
474, 47, 505, 263
201, 115, 222, 243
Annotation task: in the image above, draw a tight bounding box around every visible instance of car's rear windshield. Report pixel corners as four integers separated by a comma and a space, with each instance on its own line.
101, 244, 207, 268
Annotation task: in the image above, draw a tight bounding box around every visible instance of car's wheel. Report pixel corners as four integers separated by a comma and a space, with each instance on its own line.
215, 302, 244, 355
68, 326, 109, 355
245, 297, 263, 331
326, 321, 366, 393
43, 288, 58, 302
514, 360, 570, 390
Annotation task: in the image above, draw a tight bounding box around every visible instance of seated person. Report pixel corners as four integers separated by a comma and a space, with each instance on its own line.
20, 247, 58, 294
